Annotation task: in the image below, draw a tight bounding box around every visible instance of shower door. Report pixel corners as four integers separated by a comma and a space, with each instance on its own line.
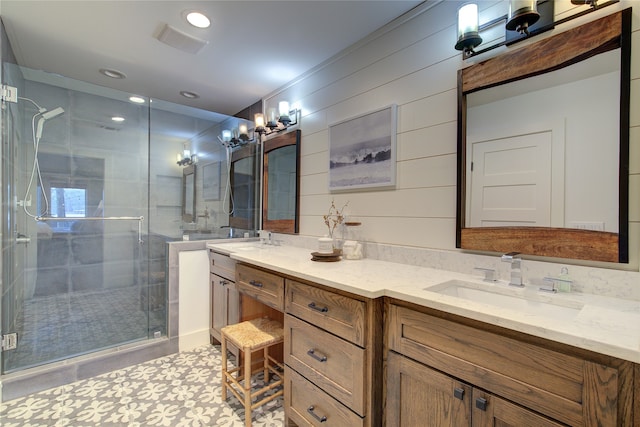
1, 64, 164, 373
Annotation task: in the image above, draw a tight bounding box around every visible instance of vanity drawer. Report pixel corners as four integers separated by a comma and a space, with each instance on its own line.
285, 366, 364, 427
285, 279, 366, 347
236, 264, 284, 311
285, 314, 366, 416
387, 304, 619, 426
209, 250, 236, 281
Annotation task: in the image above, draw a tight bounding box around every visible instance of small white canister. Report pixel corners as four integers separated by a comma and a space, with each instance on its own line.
318, 237, 334, 254
343, 240, 363, 260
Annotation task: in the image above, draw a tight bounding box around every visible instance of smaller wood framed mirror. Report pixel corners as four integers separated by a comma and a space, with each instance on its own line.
182, 164, 196, 223
262, 130, 301, 233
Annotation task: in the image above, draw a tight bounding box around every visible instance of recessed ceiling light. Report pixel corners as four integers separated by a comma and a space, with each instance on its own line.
186, 11, 210, 28
180, 90, 200, 99
99, 68, 126, 79
111, 116, 125, 122
129, 96, 145, 104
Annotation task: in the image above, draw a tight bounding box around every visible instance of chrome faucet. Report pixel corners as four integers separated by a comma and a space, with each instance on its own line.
501, 252, 523, 287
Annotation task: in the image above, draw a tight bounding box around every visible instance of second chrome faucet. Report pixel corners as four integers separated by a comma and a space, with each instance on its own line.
501, 252, 523, 287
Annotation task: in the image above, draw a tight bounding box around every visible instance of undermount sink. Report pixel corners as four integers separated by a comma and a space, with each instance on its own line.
426, 280, 584, 320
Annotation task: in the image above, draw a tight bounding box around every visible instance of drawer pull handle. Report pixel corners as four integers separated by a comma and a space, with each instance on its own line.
453, 387, 465, 400
249, 280, 263, 288
308, 302, 328, 313
475, 397, 488, 411
307, 406, 327, 423
219, 280, 229, 286
307, 348, 327, 362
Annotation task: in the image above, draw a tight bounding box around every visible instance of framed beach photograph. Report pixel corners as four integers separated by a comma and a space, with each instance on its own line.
329, 104, 397, 191
202, 161, 221, 201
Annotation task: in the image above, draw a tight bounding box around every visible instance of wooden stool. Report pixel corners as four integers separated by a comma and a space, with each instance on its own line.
221, 318, 284, 427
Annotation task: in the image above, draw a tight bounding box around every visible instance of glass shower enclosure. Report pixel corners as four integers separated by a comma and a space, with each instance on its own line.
0, 64, 158, 373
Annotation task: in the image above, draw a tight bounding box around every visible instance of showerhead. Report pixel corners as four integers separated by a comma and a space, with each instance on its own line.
35, 107, 65, 140
41, 107, 64, 120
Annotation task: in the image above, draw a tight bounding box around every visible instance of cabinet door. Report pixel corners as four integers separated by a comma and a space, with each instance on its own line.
211, 274, 238, 335
471, 389, 564, 427
387, 351, 472, 426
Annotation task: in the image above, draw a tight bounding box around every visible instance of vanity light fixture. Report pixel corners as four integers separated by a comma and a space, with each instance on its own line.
456, 0, 618, 59
455, 3, 483, 56
506, 0, 540, 35
177, 147, 197, 166
254, 101, 300, 137
218, 121, 256, 147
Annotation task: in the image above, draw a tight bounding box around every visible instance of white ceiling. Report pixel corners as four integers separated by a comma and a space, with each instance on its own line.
1, 1, 424, 116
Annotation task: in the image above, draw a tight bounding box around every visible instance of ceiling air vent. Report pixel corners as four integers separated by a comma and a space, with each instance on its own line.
156, 23, 208, 54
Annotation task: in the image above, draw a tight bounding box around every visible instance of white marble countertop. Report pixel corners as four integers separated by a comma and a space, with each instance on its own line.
207, 241, 640, 363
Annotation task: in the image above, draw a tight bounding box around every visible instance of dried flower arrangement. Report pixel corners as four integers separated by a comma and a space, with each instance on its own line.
323, 199, 349, 239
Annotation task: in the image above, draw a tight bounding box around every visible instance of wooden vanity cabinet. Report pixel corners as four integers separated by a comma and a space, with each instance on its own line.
386, 301, 636, 427
387, 351, 564, 427
284, 278, 383, 427
209, 250, 240, 357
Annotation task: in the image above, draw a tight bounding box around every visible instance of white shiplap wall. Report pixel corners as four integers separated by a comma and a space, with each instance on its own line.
265, 0, 640, 271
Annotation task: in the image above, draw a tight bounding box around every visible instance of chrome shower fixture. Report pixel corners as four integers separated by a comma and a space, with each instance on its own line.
35, 107, 65, 140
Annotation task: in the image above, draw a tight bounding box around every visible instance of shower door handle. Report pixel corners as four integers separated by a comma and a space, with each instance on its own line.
16, 234, 31, 244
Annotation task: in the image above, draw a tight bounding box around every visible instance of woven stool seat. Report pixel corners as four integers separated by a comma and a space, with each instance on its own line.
221, 318, 284, 351
220, 318, 284, 427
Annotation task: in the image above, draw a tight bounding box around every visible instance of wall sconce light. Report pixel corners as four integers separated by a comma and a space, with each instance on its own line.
456, 0, 617, 59
506, 0, 540, 35
217, 121, 255, 147
254, 101, 300, 137
455, 3, 483, 56
177, 148, 197, 166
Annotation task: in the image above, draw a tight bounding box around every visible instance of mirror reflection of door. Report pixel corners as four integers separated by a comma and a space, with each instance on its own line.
262, 130, 300, 233
466, 53, 619, 232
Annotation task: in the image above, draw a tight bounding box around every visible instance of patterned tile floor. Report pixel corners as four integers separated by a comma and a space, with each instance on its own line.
0, 345, 284, 426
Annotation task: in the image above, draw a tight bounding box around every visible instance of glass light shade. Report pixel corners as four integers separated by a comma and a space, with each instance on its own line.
506, 0, 540, 33
177, 153, 183, 162
278, 101, 290, 120
266, 107, 278, 126
254, 113, 265, 129
221, 129, 231, 142
238, 123, 248, 137
455, 3, 482, 52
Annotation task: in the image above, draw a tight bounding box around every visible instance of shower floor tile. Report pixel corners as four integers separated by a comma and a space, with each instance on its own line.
4, 287, 159, 372
0, 344, 284, 426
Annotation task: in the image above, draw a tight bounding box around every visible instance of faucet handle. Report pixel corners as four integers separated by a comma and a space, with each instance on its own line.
474, 267, 496, 282
501, 252, 521, 262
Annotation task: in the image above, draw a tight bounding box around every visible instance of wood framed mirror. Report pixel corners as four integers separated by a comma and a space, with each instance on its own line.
229, 144, 259, 231
182, 164, 196, 223
262, 129, 301, 233
456, 8, 631, 263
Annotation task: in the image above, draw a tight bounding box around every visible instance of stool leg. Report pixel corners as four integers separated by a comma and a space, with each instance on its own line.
221, 335, 227, 401
244, 346, 252, 427
263, 347, 269, 383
